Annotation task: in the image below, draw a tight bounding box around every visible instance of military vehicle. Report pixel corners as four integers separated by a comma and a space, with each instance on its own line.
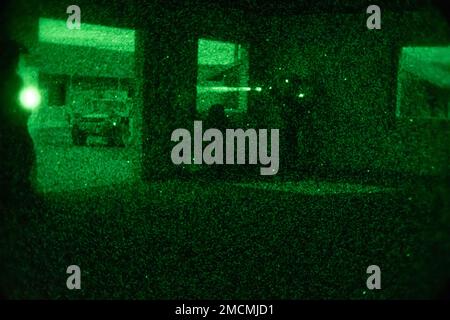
70, 97, 132, 147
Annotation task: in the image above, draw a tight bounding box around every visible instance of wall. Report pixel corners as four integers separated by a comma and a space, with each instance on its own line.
30, 1, 449, 179
248, 8, 449, 177
141, 4, 450, 179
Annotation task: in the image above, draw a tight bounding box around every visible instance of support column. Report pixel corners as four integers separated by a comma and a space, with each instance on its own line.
136, 8, 198, 181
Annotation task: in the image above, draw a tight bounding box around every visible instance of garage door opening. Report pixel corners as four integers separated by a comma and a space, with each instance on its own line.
21, 18, 140, 193
196, 38, 252, 120
396, 46, 450, 120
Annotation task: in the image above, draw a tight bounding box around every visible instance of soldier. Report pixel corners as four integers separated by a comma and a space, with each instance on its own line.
268, 74, 317, 176
0, 39, 37, 209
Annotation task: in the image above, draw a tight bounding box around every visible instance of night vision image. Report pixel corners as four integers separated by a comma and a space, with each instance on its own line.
0, 0, 449, 301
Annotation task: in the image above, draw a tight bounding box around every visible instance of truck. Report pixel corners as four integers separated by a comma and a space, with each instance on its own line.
70, 97, 132, 147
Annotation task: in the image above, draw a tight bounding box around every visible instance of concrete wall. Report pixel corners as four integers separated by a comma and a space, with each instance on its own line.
135, 4, 449, 179
31, 43, 135, 78
12, 0, 449, 179
249, 8, 449, 177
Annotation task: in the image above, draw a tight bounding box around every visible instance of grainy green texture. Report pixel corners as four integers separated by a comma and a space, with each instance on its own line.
1, 0, 449, 299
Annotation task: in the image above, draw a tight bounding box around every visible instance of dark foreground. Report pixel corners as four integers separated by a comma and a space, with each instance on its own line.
0, 177, 449, 299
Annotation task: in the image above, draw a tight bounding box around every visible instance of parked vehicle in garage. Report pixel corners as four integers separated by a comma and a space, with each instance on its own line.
70, 98, 132, 147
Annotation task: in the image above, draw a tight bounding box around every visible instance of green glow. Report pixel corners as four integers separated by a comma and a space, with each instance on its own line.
236, 181, 393, 195
197, 86, 255, 93
298, 93, 305, 98
400, 46, 450, 87
19, 86, 41, 110
39, 18, 135, 52
255, 87, 262, 92
397, 46, 450, 118
198, 39, 236, 65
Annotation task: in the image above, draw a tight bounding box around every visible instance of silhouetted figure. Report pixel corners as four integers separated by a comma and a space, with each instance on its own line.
269, 75, 316, 176
205, 103, 229, 132
204, 104, 230, 178
0, 39, 36, 209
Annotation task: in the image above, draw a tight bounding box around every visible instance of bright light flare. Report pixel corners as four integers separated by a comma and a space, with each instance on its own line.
19, 86, 41, 110
197, 86, 263, 93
